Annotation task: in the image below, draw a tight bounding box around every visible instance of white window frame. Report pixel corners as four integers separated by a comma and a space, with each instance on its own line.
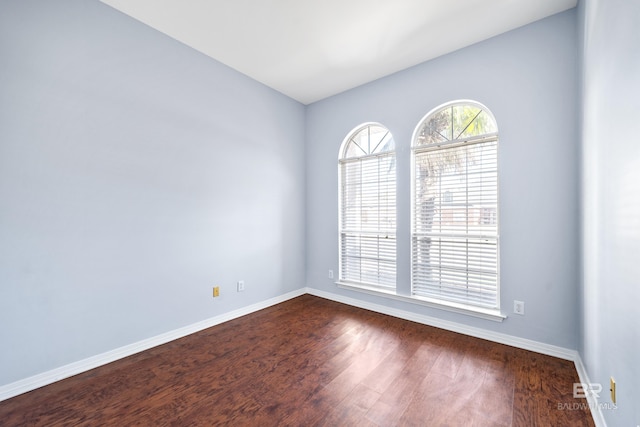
338, 123, 396, 292
410, 100, 502, 319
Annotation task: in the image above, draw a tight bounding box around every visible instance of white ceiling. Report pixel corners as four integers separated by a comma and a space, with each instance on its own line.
100, 0, 577, 105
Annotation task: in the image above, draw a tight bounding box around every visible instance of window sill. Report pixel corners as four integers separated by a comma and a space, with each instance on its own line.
336, 281, 506, 322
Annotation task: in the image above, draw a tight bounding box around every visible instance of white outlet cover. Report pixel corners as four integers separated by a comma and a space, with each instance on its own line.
513, 300, 525, 315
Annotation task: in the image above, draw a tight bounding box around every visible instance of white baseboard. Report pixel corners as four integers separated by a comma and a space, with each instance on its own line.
573, 356, 609, 427
0, 288, 306, 403
306, 287, 578, 361
307, 288, 608, 426
0, 283, 602, 427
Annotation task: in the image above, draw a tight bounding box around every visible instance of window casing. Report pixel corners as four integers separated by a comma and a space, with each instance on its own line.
411, 101, 499, 311
339, 123, 396, 291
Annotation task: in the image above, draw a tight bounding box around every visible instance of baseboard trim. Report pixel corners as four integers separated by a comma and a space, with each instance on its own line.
306, 287, 578, 361
307, 288, 607, 426
0, 288, 306, 403
0, 284, 600, 427
573, 356, 609, 427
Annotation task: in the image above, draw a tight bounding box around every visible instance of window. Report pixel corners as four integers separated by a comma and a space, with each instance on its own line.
411, 101, 499, 311
339, 123, 396, 291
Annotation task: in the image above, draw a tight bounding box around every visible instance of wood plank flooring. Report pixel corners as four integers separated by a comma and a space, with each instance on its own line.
0, 295, 594, 426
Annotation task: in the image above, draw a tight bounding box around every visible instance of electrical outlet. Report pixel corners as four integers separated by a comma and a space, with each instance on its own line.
237, 280, 245, 292
514, 300, 525, 315
213, 286, 220, 297
328, 270, 334, 279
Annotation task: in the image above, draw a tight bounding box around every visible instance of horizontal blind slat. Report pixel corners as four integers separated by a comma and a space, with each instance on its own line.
412, 129, 498, 309
340, 146, 396, 289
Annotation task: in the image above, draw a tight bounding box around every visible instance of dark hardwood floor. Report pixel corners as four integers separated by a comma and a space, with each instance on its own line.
0, 295, 594, 426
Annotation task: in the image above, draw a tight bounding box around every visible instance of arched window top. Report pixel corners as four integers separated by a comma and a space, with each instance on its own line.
413, 100, 497, 147
341, 123, 395, 159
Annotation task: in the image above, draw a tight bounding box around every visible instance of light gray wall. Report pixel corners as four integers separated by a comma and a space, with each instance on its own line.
306, 10, 580, 348
0, 0, 305, 386
579, 0, 640, 425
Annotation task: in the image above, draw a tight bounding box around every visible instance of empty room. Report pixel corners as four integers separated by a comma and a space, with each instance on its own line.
0, 0, 637, 426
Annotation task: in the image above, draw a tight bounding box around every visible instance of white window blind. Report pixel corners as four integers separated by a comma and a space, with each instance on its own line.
339, 124, 396, 290
412, 102, 499, 310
